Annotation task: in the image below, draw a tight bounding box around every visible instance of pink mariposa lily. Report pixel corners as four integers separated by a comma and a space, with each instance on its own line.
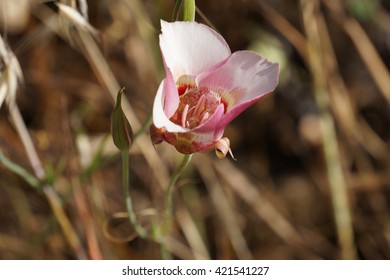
150, 20, 279, 158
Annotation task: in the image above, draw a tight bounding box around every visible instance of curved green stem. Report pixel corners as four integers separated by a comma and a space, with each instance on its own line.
133, 111, 152, 141
164, 154, 193, 230
172, 0, 196, 21
122, 152, 147, 238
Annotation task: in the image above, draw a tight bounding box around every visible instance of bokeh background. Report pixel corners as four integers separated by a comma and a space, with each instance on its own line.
0, 0, 389, 259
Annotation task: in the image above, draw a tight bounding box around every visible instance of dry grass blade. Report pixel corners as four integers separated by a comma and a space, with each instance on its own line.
0, 34, 43, 181
323, 0, 390, 105
209, 157, 319, 258
195, 156, 252, 260
176, 207, 210, 260
195, 6, 218, 31
42, 186, 88, 259
156, 235, 208, 260
0, 0, 31, 33
41, 1, 96, 46
313, 7, 387, 161
75, 25, 169, 191
34, 2, 170, 190
4, 108, 87, 260
71, 176, 103, 259
246, 0, 308, 60
300, 0, 356, 259
0, 35, 22, 109
245, 0, 387, 164
55, 2, 96, 35
1, 0, 388, 260
0, 233, 37, 258
0, 33, 87, 260
59, 0, 89, 20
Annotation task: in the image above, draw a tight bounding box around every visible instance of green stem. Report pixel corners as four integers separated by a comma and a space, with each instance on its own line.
182, 0, 196, 21
133, 111, 152, 141
172, 0, 196, 22
122, 151, 147, 238
164, 154, 193, 230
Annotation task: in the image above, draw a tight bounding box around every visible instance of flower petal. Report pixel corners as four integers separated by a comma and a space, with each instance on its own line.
160, 20, 231, 81
192, 103, 225, 134
172, 130, 218, 154
152, 79, 188, 133
161, 60, 180, 118
197, 50, 279, 130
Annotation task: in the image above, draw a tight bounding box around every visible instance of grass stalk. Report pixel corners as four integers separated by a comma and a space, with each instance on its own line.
300, 0, 356, 259
9, 105, 87, 259
0, 149, 40, 189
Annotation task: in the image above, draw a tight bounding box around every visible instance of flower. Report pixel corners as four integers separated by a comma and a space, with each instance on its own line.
150, 20, 279, 158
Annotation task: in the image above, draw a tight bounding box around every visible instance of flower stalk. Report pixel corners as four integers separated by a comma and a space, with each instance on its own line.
121, 151, 147, 238
173, 0, 196, 21
164, 153, 193, 231
111, 88, 147, 238
182, 0, 196, 21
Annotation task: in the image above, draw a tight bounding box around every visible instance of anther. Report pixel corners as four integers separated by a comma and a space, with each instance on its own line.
199, 112, 209, 124
181, 104, 189, 128
193, 95, 206, 118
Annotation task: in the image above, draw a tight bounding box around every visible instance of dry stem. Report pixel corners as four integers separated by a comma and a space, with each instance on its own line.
300, 0, 356, 259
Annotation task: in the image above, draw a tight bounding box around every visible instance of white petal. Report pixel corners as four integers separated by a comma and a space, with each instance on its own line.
160, 20, 230, 81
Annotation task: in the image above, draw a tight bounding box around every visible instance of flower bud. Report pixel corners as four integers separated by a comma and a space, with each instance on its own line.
111, 88, 133, 151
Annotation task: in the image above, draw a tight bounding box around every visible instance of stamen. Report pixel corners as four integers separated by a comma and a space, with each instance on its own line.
187, 105, 196, 116
199, 112, 209, 124
181, 104, 189, 128
193, 95, 206, 118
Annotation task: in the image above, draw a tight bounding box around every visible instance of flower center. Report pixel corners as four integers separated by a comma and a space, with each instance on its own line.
170, 86, 221, 129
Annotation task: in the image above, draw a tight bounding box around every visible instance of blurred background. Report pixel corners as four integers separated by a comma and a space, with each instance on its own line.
0, 0, 389, 259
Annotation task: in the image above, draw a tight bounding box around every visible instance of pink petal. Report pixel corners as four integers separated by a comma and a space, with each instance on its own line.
197, 51, 279, 131
192, 103, 225, 134
161, 59, 179, 118
152, 79, 188, 133
160, 20, 231, 81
